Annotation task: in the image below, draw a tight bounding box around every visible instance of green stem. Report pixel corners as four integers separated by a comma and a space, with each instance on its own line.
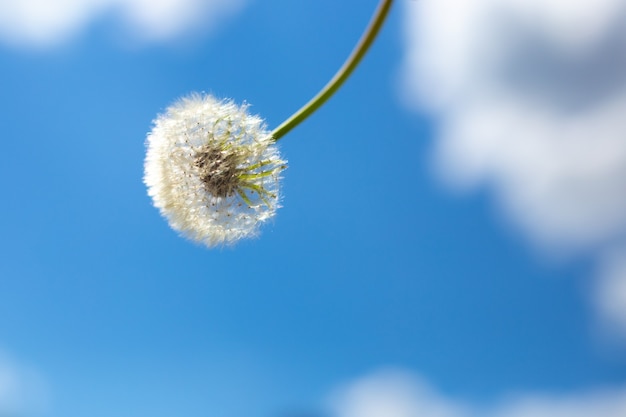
271, 0, 394, 141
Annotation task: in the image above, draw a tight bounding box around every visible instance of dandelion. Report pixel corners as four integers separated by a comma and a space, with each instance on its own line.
145, 94, 286, 247
144, 0, 394, 247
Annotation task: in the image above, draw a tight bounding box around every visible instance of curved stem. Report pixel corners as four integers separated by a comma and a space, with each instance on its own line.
271, 0, 394, 142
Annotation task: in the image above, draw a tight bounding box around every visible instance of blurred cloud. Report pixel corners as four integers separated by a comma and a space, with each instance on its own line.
329, 369, 626, 417
329, 370, 468, 417
400, 0, 626, 332
0, 0, 245, 47
595, 248, 626, 338
0, 350, 48, 417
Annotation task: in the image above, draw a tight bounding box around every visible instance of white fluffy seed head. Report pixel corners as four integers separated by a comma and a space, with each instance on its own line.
144, 93, 286, 247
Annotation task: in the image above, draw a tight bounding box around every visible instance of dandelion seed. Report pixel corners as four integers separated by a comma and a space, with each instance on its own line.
144, 93, 286, 247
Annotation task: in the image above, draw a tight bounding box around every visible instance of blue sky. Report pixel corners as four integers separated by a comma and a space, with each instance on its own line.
1, 0, 626, 416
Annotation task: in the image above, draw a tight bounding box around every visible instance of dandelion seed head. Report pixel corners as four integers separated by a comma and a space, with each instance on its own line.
144, 93, 286, 247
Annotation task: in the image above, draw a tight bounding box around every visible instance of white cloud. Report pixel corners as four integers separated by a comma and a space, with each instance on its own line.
594, 248, 626, 337
0, 0, 245, 47
0, 350, 48, 416
401, 0, 626, 330
329, 369, 626, 417
329, 370, 468, 417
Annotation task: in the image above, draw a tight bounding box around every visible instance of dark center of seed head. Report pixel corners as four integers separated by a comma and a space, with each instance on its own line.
194, 145, 244, 198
